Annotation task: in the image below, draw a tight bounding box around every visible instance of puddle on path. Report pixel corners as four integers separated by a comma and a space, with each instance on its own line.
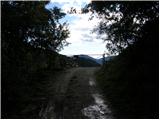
81, 78, 113, 119
89, 80, 95, 86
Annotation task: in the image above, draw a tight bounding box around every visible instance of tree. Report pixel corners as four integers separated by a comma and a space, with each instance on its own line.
2, 1, 70, 118
2, 1, 70, 52
82, 1, 158, 54
86, 2, 159, 118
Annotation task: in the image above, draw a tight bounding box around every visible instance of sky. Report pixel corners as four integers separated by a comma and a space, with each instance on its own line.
46, 0, 107, 58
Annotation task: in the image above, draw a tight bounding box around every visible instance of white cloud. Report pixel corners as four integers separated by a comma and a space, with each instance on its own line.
48, 0, 108, 57
51, 0, 91, 5
51, 0, 91, 13
60, 12, 108, 57
66, 13, 101, 44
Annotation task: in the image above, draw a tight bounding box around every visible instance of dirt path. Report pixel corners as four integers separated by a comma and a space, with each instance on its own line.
39, 67, 113, 119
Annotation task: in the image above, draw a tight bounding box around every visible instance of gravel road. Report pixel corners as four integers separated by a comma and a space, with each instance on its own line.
39, 67, 113, 119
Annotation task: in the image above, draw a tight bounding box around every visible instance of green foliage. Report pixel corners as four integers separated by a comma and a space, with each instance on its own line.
96, 18, 159, 118
83, 1, 158, 54
2, 1, 70, 51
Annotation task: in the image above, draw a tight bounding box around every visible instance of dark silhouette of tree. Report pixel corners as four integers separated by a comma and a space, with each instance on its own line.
2, 1, 70, 118
2, 1, 70, 52
82, 1, 158, 54
85, 1, 159, 118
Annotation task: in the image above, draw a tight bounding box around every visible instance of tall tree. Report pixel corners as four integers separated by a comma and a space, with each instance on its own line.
2, 1, 70, 118
82, 1, 158, 54
2, 1, 70, 52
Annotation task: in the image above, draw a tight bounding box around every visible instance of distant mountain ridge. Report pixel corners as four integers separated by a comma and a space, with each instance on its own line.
74, 54, 100, 67
71, 54, 115, 66
96, 56, 115, 65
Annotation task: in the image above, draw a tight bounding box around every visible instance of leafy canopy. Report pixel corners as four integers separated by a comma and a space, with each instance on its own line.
2, 1, 70, 51
82, 1, 158, 54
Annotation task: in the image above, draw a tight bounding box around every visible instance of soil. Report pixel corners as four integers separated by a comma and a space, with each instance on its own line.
39, 67, 113, 119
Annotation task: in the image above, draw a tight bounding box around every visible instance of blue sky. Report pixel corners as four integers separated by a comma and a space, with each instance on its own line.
46, 0, 107, 58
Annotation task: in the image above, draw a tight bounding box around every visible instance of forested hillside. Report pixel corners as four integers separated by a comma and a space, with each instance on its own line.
74, 55, 101, 67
